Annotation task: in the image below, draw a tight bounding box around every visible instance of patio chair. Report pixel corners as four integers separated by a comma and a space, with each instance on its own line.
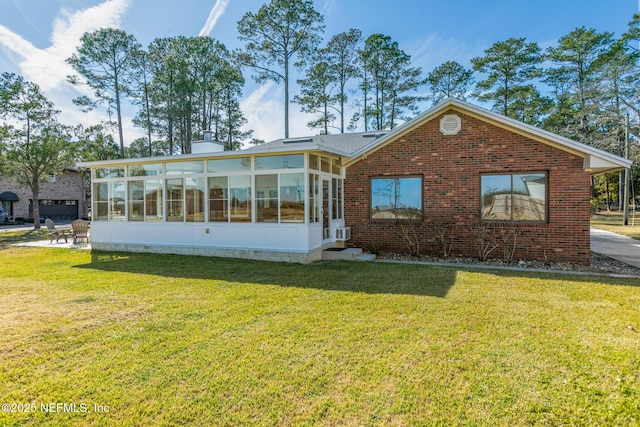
45, 218, 69, 243
71, 219, 90, 245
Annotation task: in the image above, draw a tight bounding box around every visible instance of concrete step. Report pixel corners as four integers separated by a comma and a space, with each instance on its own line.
322, 247, 364, 261
354, 253, 377, 262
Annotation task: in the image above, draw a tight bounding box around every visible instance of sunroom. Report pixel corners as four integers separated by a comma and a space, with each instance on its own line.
82, 149, 347, 263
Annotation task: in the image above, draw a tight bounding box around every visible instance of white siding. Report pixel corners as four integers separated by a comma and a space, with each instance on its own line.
91, 221, 329, 254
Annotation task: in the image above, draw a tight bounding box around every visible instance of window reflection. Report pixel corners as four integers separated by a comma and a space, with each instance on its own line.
371, 177, 422, 219
481, 173, 546, 221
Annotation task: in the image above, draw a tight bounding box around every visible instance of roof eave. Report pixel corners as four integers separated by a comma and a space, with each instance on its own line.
76, 145, 352, 169
584, 154, 633, 175
76, 151, 243, 168
244, 143, 352, 157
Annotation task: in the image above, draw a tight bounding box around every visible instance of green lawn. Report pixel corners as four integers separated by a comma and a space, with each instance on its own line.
0, 228, 49, 244
591, 211, 640, 240
1, 246, 639, 426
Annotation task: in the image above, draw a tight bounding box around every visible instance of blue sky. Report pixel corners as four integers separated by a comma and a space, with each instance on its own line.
0, 0, 638, 145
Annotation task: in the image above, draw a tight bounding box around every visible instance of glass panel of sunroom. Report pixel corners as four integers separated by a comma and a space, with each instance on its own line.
128, 181, 144, 221
145, 180, 163, 221
208, 177, 228, 222
308, 174, 319, 223
129, 164, 162, 177
309, 154, 319, 171
166, 161, 204, 175
229, 176, 251, 222
94, 167, 124, 179
109, 181, 126, 221
166, 178, 184, 221
93, 182, 108, 221
185, 177, 205, 222
256, 174, 278, 222
207, 157, 251, 173
255, 154, 304, 170
280, 173, 304, 223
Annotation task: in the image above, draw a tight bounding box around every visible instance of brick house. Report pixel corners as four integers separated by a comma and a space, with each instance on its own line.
342, 99, 630, 265
0, 169, 88, 222
78, 99, 630, 264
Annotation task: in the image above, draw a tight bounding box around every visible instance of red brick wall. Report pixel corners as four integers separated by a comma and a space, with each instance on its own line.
344, 110, 591, 264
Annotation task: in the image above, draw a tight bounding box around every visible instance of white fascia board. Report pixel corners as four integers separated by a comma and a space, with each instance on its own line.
76, 150, 244, 168
584, 155, 633, 174
76, 145, 351, 169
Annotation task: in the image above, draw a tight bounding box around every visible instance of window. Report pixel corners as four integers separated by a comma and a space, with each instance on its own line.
229, 176, 251, 222
145, 180, 163, 221
481, 173, 547, 222
309, 174, 319, 223
280, 173, 304, 223
166, 178, 184, 221
256, 174, 278, 222
109, 181, 126, 221
332, 178, 343, 219
128, 181, 145, 221
371, 177, 422, 220
255, 154, 304, 170
129, 164, 162, 177
208, 177, 228, 222
207, 157, 250, 173
309, 154, 319, 171
94, 167, 124, 179
165, 161, 204, 175
320, 157, 331, 173
185, 177, 205, 222
332, 158, 342, 175
93, 183, 108, 221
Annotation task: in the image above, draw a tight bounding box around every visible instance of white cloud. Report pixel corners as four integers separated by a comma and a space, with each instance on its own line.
0, 26, 38, 59
320, 0, 337, 16
406, 33, 480, 73
199, 0, 231, 37
240, 82, 317, 144
240, 82, 282, 142
2, 0, 131, 92
0, 0, 141, 141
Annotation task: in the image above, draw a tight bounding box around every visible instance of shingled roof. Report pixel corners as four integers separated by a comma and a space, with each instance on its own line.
244, 131, 390, 157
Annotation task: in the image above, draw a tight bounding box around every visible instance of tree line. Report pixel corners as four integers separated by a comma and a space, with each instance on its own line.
2, 0, 640, 227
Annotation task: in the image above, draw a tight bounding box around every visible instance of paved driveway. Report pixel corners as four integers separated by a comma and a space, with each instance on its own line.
591, 228, 640, 269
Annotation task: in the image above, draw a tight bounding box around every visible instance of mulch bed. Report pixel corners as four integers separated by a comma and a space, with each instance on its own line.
376, 251, 640, 277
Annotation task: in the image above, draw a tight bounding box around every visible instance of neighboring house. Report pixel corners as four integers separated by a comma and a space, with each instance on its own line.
78, 99, 631, 264
0, 169, 88, 222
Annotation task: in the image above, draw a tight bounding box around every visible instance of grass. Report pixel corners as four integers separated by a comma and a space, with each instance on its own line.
1, 244, 639, 426
0, 228, 50, 244
591, 211, 640, 240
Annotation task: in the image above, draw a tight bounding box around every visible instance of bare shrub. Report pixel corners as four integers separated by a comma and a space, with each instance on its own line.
396, 207, 423, 257
498, 223, 519, 263
470, 216, 498, 261
426, 214, 455, 258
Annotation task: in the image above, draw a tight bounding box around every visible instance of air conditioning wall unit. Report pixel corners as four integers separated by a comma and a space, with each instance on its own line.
335, 227, 351, 241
